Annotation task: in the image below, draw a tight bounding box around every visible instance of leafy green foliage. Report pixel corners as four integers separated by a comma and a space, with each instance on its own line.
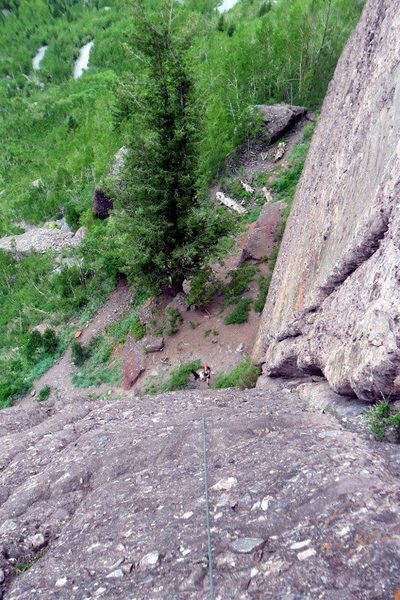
254, 274, 272, 313
131, 319, 146, 341
213, 358, 261, 390
143, 359, 202, 395
71, 340, 91, 366
364, 400, 400, 442
194, 0, 363, 181
187, 270, 222, 307
38, 384, 51, 402
114, 1, 236, 294
224, 298, 252, 325
161, 359, 201, 392
24, 328, 59, 361
224, 264, 257, 305
165, 307, 183, 337
244, 206, 262, 224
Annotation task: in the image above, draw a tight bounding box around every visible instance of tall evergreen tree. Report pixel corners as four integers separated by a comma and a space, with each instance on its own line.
114, 0, 234, 294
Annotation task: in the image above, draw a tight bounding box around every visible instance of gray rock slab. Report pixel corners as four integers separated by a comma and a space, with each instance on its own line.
0, 382, 397, 599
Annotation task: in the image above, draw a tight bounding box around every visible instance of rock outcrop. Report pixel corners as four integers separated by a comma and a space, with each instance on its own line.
254, 104, 308, 143
0, 223, 86, 255
0, 381, 399, 599
122, 335, 145, 390
239, 201, 284, 263
92, 147, 129, 219
254, 0, 400, 401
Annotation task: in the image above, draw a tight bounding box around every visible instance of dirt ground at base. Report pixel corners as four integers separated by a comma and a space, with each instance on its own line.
135, 259, 270, 393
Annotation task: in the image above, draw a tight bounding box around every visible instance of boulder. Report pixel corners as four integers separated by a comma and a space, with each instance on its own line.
72, 226, 87, 244
254, 103, 308, 143
122, 334, 145, 390
92, 147, 129, 219
239, 201, 284, 263
92, 188, 113, 219
143, 336, 164, 353
167, 292, 189, 313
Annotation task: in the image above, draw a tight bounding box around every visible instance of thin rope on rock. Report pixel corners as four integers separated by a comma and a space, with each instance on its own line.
201, 400, 215, 600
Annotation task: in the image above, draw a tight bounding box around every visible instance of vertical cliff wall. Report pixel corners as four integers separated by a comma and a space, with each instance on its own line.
254, 0, 400, 401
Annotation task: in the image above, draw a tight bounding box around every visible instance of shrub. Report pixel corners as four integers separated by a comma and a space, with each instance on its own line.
224, 298, 252, 325
161, 360, 201, 392
38, 385, 51, 402
187, 271, 222, 307
204, 329, 219, 338
42, 329, 59, 354
227, 23, 236, 37
258, 1, 272, 17
165, 307, 183, 336
24, 329, 59, 362
254, 274, 271, 313
71, 340, 91, 366
131, 319, 146, 341
387, 412, 400, 441
224, 265, 257, 305
24, 331, 44, 360
213, 359, 261, 390
216, 14, 225, 32
363, 400, 400, 442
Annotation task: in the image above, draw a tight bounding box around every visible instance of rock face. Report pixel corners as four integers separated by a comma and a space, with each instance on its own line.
0, 381, 398, 599
254, 0, 400, 401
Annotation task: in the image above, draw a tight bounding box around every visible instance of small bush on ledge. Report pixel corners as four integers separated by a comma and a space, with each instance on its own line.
213, 358, 261, 390
224, 298, 252, 325
364, 400, 400, 442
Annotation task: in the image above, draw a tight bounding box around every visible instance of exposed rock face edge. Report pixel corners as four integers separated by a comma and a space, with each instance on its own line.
254, 0, 400, 401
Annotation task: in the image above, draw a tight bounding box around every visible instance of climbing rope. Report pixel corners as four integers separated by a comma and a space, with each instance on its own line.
201, 400, 215, 600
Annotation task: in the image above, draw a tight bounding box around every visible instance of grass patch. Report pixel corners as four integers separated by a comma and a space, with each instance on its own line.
144, 359, 201, 395
224, 264, 257, 306
224, 298, 252, 325
165, 307, 183, 336
364, 400, 400, 442
244, 205, 262, 224
38, 385, 51, 402
204, 329, 219, 337
131, 319, 146, 341
254, 274, 272, 313
72, 310, 140, 389
213, 358, 261, 390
